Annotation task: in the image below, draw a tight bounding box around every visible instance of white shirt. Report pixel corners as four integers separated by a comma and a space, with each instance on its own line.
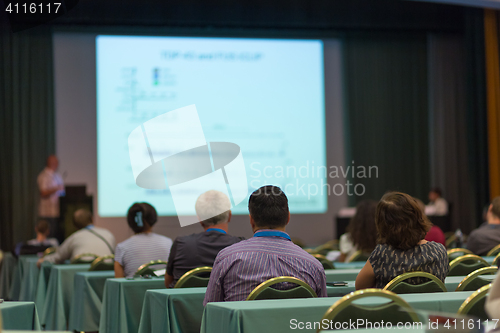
339, 233, 358, 260
115, 233, 173, 278
425, 197, 448, 216
37, 167, 64, 217
43, 226, 116, 263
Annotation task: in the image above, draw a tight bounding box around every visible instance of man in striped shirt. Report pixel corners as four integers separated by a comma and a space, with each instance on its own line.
203, 185, 327, 304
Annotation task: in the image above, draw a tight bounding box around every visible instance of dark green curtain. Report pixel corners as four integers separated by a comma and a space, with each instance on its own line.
343, 33, 430, 205
0, 20, 55, 251
464, 8, 489, 227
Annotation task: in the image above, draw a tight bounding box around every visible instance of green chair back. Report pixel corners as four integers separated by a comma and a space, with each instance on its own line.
457, 284, 492, 320
317, 289, 420, 333
383, 272, 447, 294
346, 250, 369, 263
71, 253, 99, 264
134, 260, 168, 277
455, 266, 497, 291
494, 253, 500, 267
312, 254, 335, 270
174, 266, 212, 288
246, 276, 317, 301
486, 244, 500, 257
447, 248, 473, 261
89, 255, 115, 271
448, 255, 490, 276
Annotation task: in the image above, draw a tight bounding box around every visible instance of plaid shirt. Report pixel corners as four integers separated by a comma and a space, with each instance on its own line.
203, 229, 327, 305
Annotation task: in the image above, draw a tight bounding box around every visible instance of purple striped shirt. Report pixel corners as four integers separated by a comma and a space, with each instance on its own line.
203, 229, 327, 305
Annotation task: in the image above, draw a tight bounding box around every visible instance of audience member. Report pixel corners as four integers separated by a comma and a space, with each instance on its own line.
416, 197, 446, 246
37, 209, 115, 267
115, 202, 173, 278
203, 185, 327, 305
338, 200, 377, 262
28, 220, 59, 247
467, 197, 500, 256
356, 192, 448, 290
486, 271, 500, 320
165, 190, 243, 288
425, 187, 448, 216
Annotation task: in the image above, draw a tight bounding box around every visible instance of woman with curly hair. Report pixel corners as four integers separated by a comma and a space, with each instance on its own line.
338, 200, 377, 262
355, 192, 448, 290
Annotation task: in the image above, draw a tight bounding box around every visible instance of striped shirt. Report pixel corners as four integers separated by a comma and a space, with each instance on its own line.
203, 229, 327, 305
115, 232, 173, 278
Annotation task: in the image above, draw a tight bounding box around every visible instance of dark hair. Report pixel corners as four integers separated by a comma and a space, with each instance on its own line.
73, 209, 93, 229
248, 185, 289, 228
346, 200, 377, 253
376, 192, 432, 250
430, 187, 442, 197
491, 197, 500, 219
127, 202, 158, 233
36, 220, 50, 234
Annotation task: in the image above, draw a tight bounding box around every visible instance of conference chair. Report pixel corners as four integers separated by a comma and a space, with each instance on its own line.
246, 276, 317, 301
312, 240, 339, 255
383, 272, 447, 294
71, 253, 99, 264
346, 250, 369, 263
134, 260, 168, 277
89, 255, 115, 271
445, 235, 457, 249
317, 289, 420, 333
43, 247, 56, 257
457, 284, 492, 321
447, 248, 473, 261
487, 244, 500, 257
448, 255, 490, 276
174, 266, 212, 288
455, 266, 498, 291
494, 253, 500, 267
312, 254, 335, 270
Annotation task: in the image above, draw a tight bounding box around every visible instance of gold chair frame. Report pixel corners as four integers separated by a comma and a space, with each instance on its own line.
346, 250, 366, 263
246, 276, 317, 301
449, 254, 489, 269
493, 253, 500, 267
312, 254, 335, 270
447, 248, 473, 257
89, 255, 115, 271
383, 271, 447, 292
43, 247, 56, 257
70, 253, 99, 264
174, 266, 212, 288
486, 244, 500, 257
455, 266, 498, 291
134, 260, 168, 276
457, 283, 492, 316
317, 289, 420, 333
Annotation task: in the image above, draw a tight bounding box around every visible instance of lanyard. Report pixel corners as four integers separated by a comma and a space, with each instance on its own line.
253, 230, 291, 241
206, 228, 227, 234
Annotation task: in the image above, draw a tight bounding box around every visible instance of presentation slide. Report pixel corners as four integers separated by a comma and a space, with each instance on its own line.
97, 35, 326, 219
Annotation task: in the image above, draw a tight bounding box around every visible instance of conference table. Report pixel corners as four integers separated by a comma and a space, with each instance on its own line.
200, 291, 475, 333
0, 253, 18, 299
68, 270, 115, 332
0, 301, 41, 330
99, 277, 166, 333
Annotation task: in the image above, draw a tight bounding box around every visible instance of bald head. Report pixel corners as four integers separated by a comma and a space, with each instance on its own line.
73, 209, 93, 230
46, 155, 59, 171
195, 190, 231, 227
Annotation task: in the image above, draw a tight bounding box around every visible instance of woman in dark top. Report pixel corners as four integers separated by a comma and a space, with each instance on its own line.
355, 192, 449, 290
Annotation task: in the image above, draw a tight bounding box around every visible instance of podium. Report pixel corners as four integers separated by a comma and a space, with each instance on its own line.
59, 185, 93, 242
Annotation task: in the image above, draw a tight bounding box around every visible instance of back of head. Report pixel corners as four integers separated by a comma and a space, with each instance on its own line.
430, 187, 442, 197
248, 185, 289, 229
73, 209, 93, 230
491, 197, 500, 219
36, 220, 50, 235
195, 190, 231, 227
127, 202, 158, 233
346, 200, 377, 252
376, 192, 432, 250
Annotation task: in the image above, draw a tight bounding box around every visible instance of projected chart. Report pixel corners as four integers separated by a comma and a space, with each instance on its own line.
97, 36, 326, 217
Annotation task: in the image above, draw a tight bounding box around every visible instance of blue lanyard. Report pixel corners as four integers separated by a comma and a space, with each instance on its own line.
253, 230, 291, 241
206, 228, 227, 234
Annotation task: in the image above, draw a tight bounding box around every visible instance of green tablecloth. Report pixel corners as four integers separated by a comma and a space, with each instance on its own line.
0, 301, 41, 330
34, 261, 52, 314
40, 263, 91, 330
68, 270, 115, 332
18, 256, 41, 301
200, 291, 475, 333
0, 253, 17, 299
332, 262, 366, 269
139, 288, 207, 333
325, 269, 361, 282
99, 277, 166, 333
